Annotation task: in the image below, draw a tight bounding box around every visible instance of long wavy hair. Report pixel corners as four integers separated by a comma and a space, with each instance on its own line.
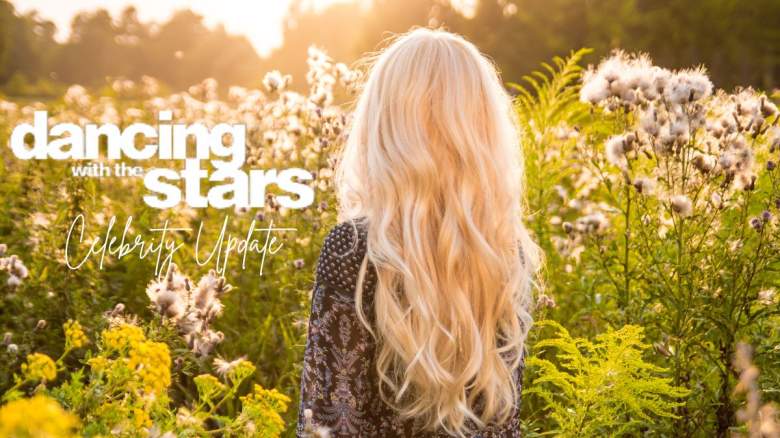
335, 27, 541, 435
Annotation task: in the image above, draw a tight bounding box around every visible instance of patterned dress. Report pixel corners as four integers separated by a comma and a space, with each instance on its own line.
297, 222, 523, 437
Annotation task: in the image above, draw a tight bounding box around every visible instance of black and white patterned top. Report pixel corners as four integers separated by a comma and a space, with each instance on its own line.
297, 221, 523, 437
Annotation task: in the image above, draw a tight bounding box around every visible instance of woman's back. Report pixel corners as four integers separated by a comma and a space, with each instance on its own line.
297, 222, 523, 437
297, 27, 539, 437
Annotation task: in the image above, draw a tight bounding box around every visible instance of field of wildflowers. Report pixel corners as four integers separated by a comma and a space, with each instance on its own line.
0, 47, 778, 437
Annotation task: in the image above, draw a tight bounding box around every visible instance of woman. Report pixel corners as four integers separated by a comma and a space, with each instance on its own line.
298, 28, 540, 437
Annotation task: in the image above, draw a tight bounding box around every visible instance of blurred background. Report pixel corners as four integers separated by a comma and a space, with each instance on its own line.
2, 0, 780, 98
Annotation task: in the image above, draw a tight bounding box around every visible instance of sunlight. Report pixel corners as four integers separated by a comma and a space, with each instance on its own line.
449, 0, 477, 18
237, 0, 358, 55
12, 0, 360, 56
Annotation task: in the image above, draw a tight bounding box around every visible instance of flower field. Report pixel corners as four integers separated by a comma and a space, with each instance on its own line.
0, 47, 779, 437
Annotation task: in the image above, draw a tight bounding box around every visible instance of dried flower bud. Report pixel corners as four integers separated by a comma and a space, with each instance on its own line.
562, 222, 574, 234
768, 160, 777, 171
760, 96, 778, 117
7, 275, 21, 288
112, 303, 125, 315
693, 154, 716, 173
575, 213, 610, 234
670, 195, 693, 217
35, 320, 47, 331
735, 173, 758, 191
2, 332, 11, 345
536, 294, 557, 309
157, 290, 185, 319
633, 177, 656, 195
262, 70, 291, 93
605, 135, 630, 169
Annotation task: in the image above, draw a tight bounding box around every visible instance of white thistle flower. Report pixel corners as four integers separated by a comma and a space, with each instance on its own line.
669, 117, 690, 141
580, 70, 611, 104
665, 68, 712, 104
213, 356, 246, 377
767, 126, 780, 152
605, 135, 631, 169
682, 68, 713, 101
64, 85, 91, 107
642, 66, 672, 100
632, 176, 656, 195
575, 212, 610, 234
639, 107, 660, 136
692, 153, 717, 173
11, 260, 28, 279
710, 192, 724, 209
263, 70, 291, 93
670, 195, 693, 217
191, 330, 224, 356
598, 52, 629, 83
145, 264, 190, 320
655, 124, 676, 155
157, 290, 186, 320
7, 275, 21, 287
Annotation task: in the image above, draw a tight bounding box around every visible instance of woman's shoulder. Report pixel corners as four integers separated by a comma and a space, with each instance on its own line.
315, 220, 375, 296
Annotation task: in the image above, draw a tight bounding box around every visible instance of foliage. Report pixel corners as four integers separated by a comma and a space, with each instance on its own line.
516, 48, 780, 436
2, 292, 289, 436
523, 321, 688, 437
511, 48, 593, 274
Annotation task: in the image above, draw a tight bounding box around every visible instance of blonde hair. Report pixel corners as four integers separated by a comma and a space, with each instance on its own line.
335, 28, 540, 435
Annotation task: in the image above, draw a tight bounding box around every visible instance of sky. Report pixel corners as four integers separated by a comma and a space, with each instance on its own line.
10, 0, 356, 57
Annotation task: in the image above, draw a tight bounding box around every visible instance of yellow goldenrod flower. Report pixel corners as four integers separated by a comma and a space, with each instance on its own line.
194, 374, 226, 402
21, 352, 57, 382
0, 395, 80, 438
87, 356, 109, 374
239, 384, 291, 438
131, 407, 152, 429
101, 323, 145, 352
63, 320, 88, 350
127, 340, 171, 395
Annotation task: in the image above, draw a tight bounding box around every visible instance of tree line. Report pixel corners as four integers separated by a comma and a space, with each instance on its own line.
0, 2, 264, 95
1, 0, 779, 96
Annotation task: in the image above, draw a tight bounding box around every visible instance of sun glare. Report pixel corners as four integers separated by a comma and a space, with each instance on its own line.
449, 0, 477, 18
12, 0, 361, 57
